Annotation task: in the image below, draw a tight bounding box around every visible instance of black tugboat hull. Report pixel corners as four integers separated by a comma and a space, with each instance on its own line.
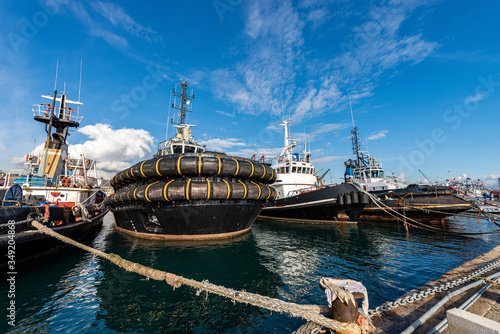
360, 187, 471, 222
260, 183, 366, 223
111, 200, 263, 240
0, 208, 108, 267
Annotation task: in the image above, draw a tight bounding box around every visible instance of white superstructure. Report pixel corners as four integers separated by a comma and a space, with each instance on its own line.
271, 120, 318, 200
344, 127, 404, 192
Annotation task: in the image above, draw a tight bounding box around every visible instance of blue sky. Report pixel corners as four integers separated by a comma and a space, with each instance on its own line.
0, 0, 499, 186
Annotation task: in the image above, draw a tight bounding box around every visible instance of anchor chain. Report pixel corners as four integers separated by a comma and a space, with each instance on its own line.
368, 258, 500, 316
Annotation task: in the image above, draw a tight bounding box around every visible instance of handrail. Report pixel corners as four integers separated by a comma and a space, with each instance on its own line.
31, 104, 84, 123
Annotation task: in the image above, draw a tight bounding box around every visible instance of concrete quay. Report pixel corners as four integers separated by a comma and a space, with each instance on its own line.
372, 245, 500, 334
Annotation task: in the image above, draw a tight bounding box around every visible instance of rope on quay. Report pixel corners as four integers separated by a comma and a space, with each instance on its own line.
31, 221, 361, 334
352, 184, 500, 235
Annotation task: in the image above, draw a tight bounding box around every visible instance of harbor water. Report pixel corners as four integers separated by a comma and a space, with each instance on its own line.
2, 214, 500, 333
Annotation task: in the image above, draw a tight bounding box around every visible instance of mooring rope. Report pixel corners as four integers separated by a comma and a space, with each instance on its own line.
352, 184, 500, 235
31, 221, 361, 334
402, 202, 500, 223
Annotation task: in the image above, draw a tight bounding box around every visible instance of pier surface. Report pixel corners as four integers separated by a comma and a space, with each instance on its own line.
372, 244, 500, 333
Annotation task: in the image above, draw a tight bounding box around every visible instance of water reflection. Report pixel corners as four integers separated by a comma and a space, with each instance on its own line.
1, 214, 499, 333
95, 215, 283, 333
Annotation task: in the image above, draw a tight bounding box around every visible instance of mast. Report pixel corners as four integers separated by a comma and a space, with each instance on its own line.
39, 90, 58, 176
351, 127, 361, 164
172, 81, 194, 128
34, 87, 83, 183
348, 93, 362, 165
170, 81, 196, 142
279, 120, 293, 159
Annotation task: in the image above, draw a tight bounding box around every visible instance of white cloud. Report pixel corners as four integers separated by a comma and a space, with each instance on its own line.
210, 0, 438, 124
312, 123, 350, 137
368, 130, 388, 140
198, 137, 248, 152
395, 173, 409, 183
215, 110, 236, 118
90, 1, 162, 44
485, 174, 500, 180
45, 0, 161, 51
313, 155, 347, 164
465, 91, 489, 104
211, 0, 304, 117
9, 124, 154, 178
70, 124, 154, 176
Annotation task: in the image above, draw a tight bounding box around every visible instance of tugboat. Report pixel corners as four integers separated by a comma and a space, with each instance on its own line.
105, 82, 277, 240
0, 84, 108, 266
344, 126, 471, 222
259, 120, 367, 223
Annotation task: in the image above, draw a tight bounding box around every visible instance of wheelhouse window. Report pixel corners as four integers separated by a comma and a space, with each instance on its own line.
292, 167, 297, 173
172, 145, 183, 153
185, 145, 196, 153
285, 167, 289, 173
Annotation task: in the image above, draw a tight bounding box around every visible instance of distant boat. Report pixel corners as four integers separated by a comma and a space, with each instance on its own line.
0, 83, 108, 267
344, 126, 471, 222
105, 82, 277, 240
259, 120, 367, 224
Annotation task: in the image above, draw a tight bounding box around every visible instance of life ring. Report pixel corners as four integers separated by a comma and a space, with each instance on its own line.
278, 156, 283, 162
26, 154, 29, 162
85, 159, 91, 168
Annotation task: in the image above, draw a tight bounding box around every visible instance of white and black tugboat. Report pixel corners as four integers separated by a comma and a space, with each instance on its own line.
259, 120, 367, 224
0, 83, 108, 266
344, 126, 471, 222
105, 82, 277, 240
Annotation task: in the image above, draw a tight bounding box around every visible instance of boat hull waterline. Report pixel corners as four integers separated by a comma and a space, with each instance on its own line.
261, 183, 367, 224
0, 206, 108, 267
360, 187, 471, 222
106, 153, 277, 240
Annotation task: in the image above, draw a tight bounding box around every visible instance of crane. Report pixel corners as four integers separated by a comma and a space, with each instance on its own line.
418, 169, 433, 184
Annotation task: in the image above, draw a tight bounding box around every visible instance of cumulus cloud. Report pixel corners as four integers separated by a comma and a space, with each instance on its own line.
70, 123, 154, 177
368, 130, 388, 140
10, 124, 155, 178
485, 174, 500, 180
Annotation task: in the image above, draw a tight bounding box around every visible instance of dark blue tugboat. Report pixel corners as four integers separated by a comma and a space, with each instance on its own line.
260, 120, 367, 224
344, 126, 471, 222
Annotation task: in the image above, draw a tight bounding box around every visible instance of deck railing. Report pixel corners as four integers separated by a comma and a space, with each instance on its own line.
31, 104, 84, 123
